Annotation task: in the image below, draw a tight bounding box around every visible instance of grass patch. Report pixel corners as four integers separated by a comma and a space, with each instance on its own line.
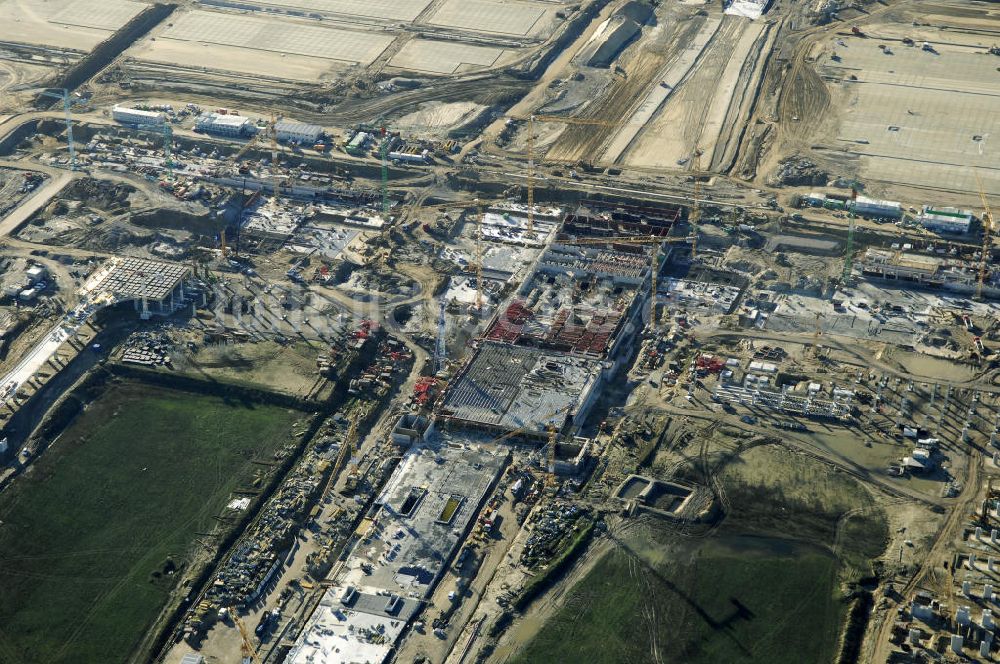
718, 444, 888, 577
0, 382, 302, 663
437, 495, 463, 524
514, 536, 843, 664
511, 444, 888, 664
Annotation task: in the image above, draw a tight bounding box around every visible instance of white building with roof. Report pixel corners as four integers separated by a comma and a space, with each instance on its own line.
851, 195, 902, 219
917, 206, 973, 234
194, 112, 253, 138
112, 105, 165, 126
275, 120, 323, 144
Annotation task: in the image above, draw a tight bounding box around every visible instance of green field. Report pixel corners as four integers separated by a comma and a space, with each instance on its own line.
514, 537, 843, 664
512, 444, 887, 664
0, 382, 302, 663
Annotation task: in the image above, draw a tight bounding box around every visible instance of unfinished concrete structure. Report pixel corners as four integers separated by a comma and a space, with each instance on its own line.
288, 439, 505, 664
85, 257, 193, 318
439, 341, 603, 438
713, 382, 855, 420
285, 586, 421, 664
560, 199, 683, 240
859, 249, 1000, 298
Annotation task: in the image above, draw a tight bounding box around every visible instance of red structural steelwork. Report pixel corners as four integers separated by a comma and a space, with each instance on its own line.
545, 308, 621, 356
485, 301, 534, 344
350, 319, 378, 340
486, 302, 622, 357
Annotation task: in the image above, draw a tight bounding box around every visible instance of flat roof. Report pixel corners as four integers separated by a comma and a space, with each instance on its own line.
198, 113, 251, 127
275, 120, 322, 134
339, 441, 504, 595
113, 105, 164, 118
286, 587, 416, 664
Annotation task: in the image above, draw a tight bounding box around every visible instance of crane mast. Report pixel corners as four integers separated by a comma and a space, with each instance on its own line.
381, 127, 390, 216
527, 115, 536, 236
269, 111, 281, 210
842, 187, 858, 283
690, 149, 702, 260
977, 175, 993, 300
39, 88, 78, 170
231, 613, 263, 664
475, 206, 484, 310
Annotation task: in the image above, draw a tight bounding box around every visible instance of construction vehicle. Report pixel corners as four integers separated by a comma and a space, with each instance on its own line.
519, 114, 618, 235
566, 234, 695, 328
231, 612, 262, 664
976, 174, 994, 301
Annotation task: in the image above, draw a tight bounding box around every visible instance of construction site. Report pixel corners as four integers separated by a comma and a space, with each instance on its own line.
1, 0, 1000, 662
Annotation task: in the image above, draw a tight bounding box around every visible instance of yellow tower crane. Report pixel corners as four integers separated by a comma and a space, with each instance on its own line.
689, 148, 703, 260
231, 613, 263, 664
485, 405, 573, 447
521, 114, 618, 236
546, 423, 559, 485
232, 131, 264, 164
813, 311, 823, 357
405, 197, 505, 310
474, 404, 572, 484
565, 234, 694, 328
976, 174, 994, 301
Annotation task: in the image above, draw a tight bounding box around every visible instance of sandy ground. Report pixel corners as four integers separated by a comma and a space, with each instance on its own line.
0, 60, 58, 111
0, 0, 140, 51
603, 14, 722, 164
173, 340, 326, 398
827, 36, 1000, 195
619, 15, 768, 170
539, 3, 771, 170
396, 101, 488, 131
762, 0, 1000, 205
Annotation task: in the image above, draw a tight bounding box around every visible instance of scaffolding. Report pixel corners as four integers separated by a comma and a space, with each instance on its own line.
713, 384, 854, 420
